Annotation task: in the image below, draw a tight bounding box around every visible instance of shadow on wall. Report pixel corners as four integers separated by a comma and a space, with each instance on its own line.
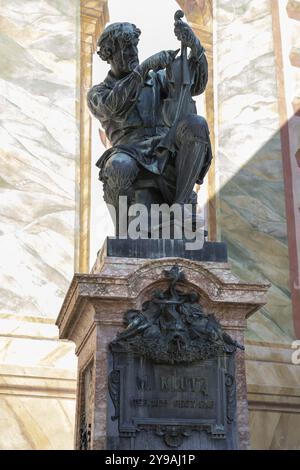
216, 119, 298, 344
174, 0, 299, 343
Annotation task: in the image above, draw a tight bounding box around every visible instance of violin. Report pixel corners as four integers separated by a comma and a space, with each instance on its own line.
158, 10, 196, 155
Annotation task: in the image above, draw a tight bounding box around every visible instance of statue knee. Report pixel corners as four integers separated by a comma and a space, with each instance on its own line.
176, 114, 209, 146
103, 153, 139, 187
102, 153, 139, 206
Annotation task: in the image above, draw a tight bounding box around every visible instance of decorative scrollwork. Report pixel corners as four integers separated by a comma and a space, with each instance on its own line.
111, 266, 243, 364
156, 425, 192, 448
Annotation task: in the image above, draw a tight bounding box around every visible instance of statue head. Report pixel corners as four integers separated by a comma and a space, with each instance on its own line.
97, 22, 141, 78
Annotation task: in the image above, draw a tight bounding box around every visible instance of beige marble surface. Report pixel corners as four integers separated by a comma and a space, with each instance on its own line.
0, 0, 80, 318
0, 314, 76, 369
215, 0, 293, 342
0, 0, 79, 450
250, 411, 300, 450
246, 342, 300, 449
0, 361, 76, 450
0, 314, 77, 450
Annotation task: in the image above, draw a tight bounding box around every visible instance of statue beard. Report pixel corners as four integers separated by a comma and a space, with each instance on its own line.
121, 51, 139, 73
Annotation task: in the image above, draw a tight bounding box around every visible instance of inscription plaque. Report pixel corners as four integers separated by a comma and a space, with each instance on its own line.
107, 267, 241, 449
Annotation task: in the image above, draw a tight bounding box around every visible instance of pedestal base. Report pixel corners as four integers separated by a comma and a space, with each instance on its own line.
103, 237, 227, 262
56, 240, 269, 450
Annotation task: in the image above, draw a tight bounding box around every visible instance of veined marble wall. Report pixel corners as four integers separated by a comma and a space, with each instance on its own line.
215, 0, 300, 450
0, 0, 79, 318
0, 0, 79, 449
278, 0, 300, 337
215, 0, 293, 343
246, 342, 300, 450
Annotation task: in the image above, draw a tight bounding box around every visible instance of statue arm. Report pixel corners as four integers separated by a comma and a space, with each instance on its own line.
189, 41, 208, 96
87, 51, 177, 118
87, 70, 143, 118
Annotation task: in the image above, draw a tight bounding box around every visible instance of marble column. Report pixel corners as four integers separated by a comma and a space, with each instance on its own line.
0, 0, 80, 449
79, 0, 109, 273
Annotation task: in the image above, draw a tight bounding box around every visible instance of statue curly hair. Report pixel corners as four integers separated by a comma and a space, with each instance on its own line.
96, 22, 141, 62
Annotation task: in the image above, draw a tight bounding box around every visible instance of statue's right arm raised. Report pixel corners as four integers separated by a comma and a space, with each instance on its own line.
87, 25, 177, 119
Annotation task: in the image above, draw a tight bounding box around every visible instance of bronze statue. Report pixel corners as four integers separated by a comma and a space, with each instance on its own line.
88, 10, 212, 235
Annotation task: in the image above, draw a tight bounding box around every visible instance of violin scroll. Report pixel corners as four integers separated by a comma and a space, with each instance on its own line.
174, 10, 184, 22
174, 10, 196, 49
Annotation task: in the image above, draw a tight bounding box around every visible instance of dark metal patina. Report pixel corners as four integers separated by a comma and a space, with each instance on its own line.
88, 10, 212, 234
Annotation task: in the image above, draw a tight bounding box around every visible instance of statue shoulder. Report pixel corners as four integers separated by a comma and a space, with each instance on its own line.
87, 81, 109, 116
87, 82, 106, 102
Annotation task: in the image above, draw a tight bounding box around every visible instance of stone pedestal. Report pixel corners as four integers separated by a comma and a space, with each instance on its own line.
56, 244, 269, 450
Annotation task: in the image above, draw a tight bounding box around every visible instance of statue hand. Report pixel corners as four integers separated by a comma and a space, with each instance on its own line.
174, 18, 198, 49
139, 50, 179, 75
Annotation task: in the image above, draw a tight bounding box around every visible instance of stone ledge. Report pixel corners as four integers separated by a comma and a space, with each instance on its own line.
248, 395, 300, 414
0, 334, 76, 371
0, 315, 60, 341
0, 364, 76, 381
0, 364, 76, 399
57, 257, 270, 343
